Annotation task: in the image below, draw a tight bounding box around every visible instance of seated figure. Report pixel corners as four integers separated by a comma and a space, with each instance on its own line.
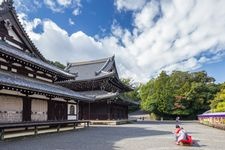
174, 125, 181, 141
176, 127, 192, 145
177, 128, 187, 144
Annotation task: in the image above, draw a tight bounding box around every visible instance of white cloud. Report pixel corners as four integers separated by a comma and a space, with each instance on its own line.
17, 0, 225, 82
72, 8, 80, 16
113, 0, 225, 81
115, 0, 147, 11
44, 0, 64, 12
69, 18, 75, 25
19, 17, 107, 64
17, 13, 42, 41
44, 0, 82, 14
13, 0, 39, 13
72, 0, 82, 16
134, 0, 161, 30
33, 0, 42, 8
57, 0, 72, 6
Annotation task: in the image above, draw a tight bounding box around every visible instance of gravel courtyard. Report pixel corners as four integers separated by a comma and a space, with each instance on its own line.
0, 121, 224, 150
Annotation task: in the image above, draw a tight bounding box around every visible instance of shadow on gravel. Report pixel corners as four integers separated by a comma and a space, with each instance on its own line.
0, 125, 171, 150
192, 140, 207, 148
135, 120, 198, 125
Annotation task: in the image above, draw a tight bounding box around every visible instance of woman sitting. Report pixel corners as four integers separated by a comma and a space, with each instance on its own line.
174, 125, 181, 141
176, 127, 188, 145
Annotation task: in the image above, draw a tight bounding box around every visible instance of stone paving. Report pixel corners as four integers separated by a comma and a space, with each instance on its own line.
0, 121, 224, 150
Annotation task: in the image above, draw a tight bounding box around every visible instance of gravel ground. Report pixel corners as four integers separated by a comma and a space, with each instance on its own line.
0, 121, 224, 150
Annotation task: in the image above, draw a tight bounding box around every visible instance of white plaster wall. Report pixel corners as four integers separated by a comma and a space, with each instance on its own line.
31, 99, 47, 121
0, 95, 23, 123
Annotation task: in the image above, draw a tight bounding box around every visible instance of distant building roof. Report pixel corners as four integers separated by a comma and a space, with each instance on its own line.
65, 56, 115, 81
77, 90, 139, 105
63, 56, 133, 92
0, 70, 93, 101
198, 112, 225, 118
78, 90, 119, 100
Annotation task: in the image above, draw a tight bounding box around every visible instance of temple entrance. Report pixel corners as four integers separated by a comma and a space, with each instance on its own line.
48, 101, 67, 121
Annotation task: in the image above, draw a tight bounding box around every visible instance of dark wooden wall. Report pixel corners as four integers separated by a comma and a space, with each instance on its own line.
48, 101, 67, 121
22, 96, 31, 122
110, 103, 128, 120
79, 101, 128, 120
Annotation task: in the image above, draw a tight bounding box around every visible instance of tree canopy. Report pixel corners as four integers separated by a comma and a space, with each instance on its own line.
121, 78, 140, 102
210, 83, 225, 112
50, 61, 66, 69
139, 71, 220, 119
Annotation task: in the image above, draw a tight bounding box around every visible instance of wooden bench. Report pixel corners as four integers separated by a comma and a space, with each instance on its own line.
0, 120, 90, 140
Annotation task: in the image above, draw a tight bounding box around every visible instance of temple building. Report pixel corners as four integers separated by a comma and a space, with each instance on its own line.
0, 0, 92, 123
0, 0, 137, 125
57, 56, 138, 120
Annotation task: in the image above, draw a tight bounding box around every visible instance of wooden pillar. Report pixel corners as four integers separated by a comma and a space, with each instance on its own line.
76, 101, 79, 120
34, 126, 38, 135
78, 102, 82, 120
88, 102, 91, 120
47, 97, 53, 121
0, 129, 4, 140
22, 95, 31, 122
57, 125, 60, 132
107, 100, 111, 120
73, 123, 76, 130
66, 100, 68, 121
126, 106, 128, 119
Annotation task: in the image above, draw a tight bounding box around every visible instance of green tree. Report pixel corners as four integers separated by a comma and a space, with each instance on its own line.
50, 61, 66, 69
121, 78, 140, 101
140, 80, 157, 112
139, 70, 219, 119
210, 83, 225, 112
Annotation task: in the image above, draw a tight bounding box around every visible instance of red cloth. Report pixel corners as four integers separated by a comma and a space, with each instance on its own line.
180, 135, 192, 144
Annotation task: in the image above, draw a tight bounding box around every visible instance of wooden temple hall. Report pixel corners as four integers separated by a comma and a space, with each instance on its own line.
0, 0, 93, 125
0, 0, 136, 128
57, 56, 137, 120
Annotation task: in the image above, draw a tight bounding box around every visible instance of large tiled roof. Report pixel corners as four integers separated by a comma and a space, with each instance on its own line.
63, 56, 133, 92
0, 70, 93, 101
0, 41, 75, 78
56, 71, 114, 84
65, 56, 115, 81
0, 0, 46, 61
78, 90, 119, 100
78, 90, 139, 105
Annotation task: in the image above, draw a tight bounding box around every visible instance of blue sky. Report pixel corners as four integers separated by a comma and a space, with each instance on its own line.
23, 0, 133, 36
10, 0, 225, 83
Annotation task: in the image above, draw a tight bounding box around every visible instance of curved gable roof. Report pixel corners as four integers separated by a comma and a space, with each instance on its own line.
65, 56, 116, 80
63, 56, 133, 92
0, 1, 75, 79
0, 0, 45, 61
